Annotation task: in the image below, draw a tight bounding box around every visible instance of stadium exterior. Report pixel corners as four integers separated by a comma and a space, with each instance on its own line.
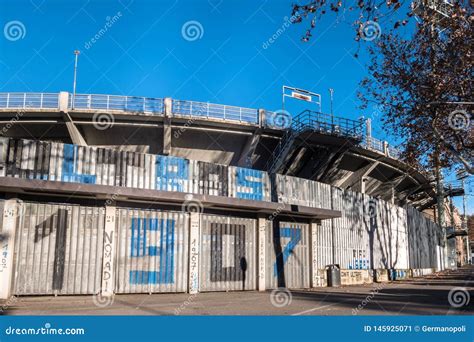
0, 92, 448, 298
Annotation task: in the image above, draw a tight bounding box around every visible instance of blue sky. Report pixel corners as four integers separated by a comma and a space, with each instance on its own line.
0, 0, 471, 213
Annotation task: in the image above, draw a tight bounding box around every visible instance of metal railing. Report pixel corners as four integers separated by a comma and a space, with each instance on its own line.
361, 136, 385, 153
0, 91, 405, 161
292, 110, 364, 138
0, 93, 59, 109
70, 94, 164, 114
172, 99, 258, 124
265, 111, 364, 172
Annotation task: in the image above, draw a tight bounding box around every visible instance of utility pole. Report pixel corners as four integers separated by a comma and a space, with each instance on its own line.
72, 50, 80, 109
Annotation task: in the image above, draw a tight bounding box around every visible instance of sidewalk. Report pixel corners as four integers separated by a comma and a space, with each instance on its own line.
2, 266, 472, 316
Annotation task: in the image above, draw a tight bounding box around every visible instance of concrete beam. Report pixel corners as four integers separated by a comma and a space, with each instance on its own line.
61, 112, 88, 146
0, 178, 341, 220
59, 92, 88, 146
339, 161, 380, 191
237, 128, 261, 167
0, 199, 20, 299
163, 97, 172, 155
373, 174, 406, 201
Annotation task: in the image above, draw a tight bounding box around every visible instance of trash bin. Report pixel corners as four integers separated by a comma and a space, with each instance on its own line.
326, 264, 341, 287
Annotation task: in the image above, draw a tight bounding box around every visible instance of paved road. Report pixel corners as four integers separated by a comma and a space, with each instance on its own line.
2, 266, 473, 316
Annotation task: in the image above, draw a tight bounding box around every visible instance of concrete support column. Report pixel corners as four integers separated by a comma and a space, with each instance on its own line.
383, 141, 389, 156
58, 91, 69, 112
100, 206, 116, 297
0, 199, 20, 299
188, 212, 200, 294
258, 109, 266, 128
257, 216, 266, 291
0, 137, 8, 177
360, 177, 366, 194
163, 97, 172, 155
310, 221, 320, 287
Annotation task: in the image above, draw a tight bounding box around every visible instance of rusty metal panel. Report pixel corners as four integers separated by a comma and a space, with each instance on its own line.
266, 221, 310, 289
200, 214, 256, 291
115, 208, 189, 293
13, 202, 104, 295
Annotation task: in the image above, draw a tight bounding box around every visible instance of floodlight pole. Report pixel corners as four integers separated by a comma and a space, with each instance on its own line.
72, 50, 80, 109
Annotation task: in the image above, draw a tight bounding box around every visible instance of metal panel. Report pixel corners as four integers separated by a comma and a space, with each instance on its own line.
4, 139, 273, 203
13, 202, 104, 295
115, 208, 189, 293
266, 221, 310, 289
332, 190, 370, 270
228, 166, 271, 202
407, 205, 445, 271
276, 174, 332, 209
197, 161, 228, 196
200, 214, 257, 291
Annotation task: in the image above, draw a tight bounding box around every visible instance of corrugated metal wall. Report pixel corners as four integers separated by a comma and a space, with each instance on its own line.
407, 205, 444, 270
311, 185, 410, 271
1, 139, 272, 202
115, 208, 189, 293
13, 202, 104, 295
332, 190, 370, 270
370, 198, 409, 269
275, 174, 332, 209
266, 221, 310, 289
200, 214, 256, 291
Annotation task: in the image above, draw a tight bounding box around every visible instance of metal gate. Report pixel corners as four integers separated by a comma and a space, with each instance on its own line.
115, 208, 189, 293
200, 214, 257, 291
13, 202, 105, 295
266, 221, 310, 289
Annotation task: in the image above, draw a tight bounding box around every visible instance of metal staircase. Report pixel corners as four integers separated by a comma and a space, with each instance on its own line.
265, 110, 364, 174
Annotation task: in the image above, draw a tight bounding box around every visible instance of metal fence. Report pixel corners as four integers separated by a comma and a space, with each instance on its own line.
71, 94, 164, 114
0, 93, 59, 110
291, 110, 364, 139
172, 99, 258, 124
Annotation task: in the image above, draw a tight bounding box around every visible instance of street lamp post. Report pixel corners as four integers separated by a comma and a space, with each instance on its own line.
72, 50, 80, 109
